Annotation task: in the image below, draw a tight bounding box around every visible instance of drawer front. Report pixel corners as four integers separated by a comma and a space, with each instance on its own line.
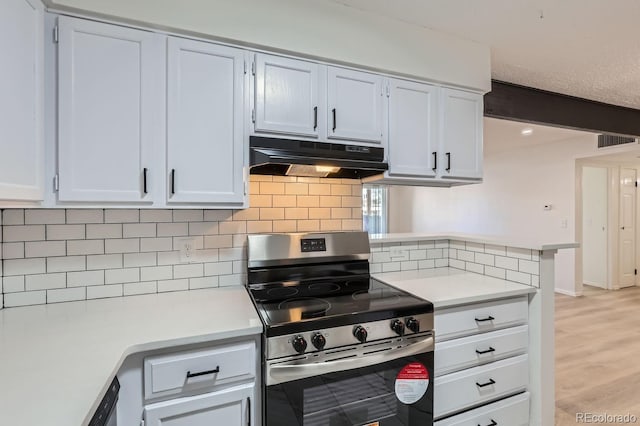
435, 325, 528, 376
144, 341, 256, 400
435, 391, 530, 426
435, 296, 528, 342
434, 354, 528, 419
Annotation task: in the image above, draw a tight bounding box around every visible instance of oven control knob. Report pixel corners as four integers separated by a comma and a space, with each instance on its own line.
353, 325, 368, 343
391, 319, 405, 336
311, 333, 326, 350
406, 317, 420, 333
292, 335, 307, 354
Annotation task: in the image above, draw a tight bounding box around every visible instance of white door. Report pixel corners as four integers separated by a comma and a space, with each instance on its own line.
440, 88, 483, 180
0, 0, 44, 201
618, 168, 637, 288
57, 16, 163, 202
144, 384, 252, 426
582, 166, 608, 288
167, 37, 245, 205
254, 53, 319, 137
327, 67, 383, 143
388, 79, 438, 177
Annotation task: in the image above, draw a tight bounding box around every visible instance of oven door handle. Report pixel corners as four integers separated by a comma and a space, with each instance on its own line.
268, 336, 434, 385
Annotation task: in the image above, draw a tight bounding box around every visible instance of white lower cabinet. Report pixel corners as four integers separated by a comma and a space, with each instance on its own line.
434, 296, 530, 423
435, 392, 530, 426
144, 383, 253, 426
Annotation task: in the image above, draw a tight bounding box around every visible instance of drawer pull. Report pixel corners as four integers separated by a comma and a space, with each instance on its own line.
475, 315, 495, 323
475, 378, 496, 388
475, 347, 496, 355
186, 366, 220, 379
478, 420, 497, 426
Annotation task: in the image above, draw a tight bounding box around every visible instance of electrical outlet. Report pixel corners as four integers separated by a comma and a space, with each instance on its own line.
389, 247, 409, 260
561, 219, 568, 229
176, 237, 196, 263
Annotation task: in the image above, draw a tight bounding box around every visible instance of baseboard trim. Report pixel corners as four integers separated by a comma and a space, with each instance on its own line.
583, 280, 607, 289
555, 288, 582, 297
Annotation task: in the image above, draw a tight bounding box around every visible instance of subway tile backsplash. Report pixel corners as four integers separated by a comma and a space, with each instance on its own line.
1, 175, 541, 308
0, 176, 363, 308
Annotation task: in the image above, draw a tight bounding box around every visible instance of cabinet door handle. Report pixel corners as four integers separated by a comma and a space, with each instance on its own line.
475, 315, 495, 322
170, 169, 176, 195
478, 420, 497, 426
332, 108, 336, 132
313, 106, 318, 131
143, 168, 148, 194
475, 347, 496, 355
432, 152, 437, 172
445, 152, 451, 171
475, 378, 496, 388
186, 366, 219, 378
247, 396, 251, 426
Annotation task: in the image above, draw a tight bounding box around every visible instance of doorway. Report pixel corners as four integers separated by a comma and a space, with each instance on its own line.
581, 166, 608, 290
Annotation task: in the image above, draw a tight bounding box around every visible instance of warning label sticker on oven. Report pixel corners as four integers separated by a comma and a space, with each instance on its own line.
395, 362, 430, 405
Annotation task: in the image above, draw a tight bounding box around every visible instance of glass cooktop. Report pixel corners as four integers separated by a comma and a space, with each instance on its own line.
249, 278, 433, 337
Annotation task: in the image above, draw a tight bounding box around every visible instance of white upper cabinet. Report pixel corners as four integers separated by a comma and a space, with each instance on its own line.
57, 16, 163, 203
388, 79, 438, 177
440, 88, 483, 180
167, 37, 245, 205
327, 67, 383, 143
0, 0, 44, 202
254, 54, 320, 137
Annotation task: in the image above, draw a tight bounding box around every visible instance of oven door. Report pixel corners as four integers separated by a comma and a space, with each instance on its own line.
265, 336, 434, 426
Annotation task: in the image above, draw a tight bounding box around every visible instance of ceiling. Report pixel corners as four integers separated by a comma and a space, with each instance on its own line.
327, 0, 640, 109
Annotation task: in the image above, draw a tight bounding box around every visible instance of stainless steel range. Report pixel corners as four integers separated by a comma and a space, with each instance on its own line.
247, 231, 435, 426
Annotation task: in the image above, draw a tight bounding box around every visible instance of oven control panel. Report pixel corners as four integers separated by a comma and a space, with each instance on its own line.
301, 238, 326, 252
267, 313, 434, 359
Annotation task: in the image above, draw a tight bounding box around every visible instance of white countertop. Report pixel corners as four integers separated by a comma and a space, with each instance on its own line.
373, 268, 536, 308
369, 232, 578, 251
0, 287, 262, 426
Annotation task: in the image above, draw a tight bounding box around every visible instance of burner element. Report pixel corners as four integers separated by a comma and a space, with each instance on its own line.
278, 297, 331, 319
308, 282, 341, 294
267, 287, 299, 298
352, 289, 401, 304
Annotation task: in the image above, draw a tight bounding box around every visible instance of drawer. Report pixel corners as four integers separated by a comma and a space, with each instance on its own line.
435, 391, 530, 426
434, 354, 528, 419
144, 341, 256, 400
435, 325, 528, 376
435, 296, 528, 342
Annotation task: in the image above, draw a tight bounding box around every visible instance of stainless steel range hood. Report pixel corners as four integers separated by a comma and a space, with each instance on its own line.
249, 136, 388, 179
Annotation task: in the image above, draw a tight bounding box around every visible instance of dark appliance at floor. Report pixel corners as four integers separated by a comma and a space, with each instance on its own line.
246, 231, 435, 426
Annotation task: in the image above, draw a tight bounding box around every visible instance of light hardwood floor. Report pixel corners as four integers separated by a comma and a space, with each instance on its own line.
555, 285, 640, 425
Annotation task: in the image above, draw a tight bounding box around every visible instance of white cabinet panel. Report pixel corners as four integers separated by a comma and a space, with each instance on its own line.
327, 67, 383, 143
144, 384, 253, 426
434, 354, 529, 419
435, 391, 530, 426
435, 296, 528, 342
440, 88, 483, 180
167, 37, 245, 204
0, 0, 44, 201
57, 16, 163, 202
388, 79, 437, 177
255, 54, 319, 137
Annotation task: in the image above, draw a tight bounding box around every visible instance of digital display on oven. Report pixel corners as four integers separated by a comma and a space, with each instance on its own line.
301, 238, 326, 252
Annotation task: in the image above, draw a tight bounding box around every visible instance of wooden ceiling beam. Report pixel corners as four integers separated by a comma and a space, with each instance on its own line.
484, 80, 640, 137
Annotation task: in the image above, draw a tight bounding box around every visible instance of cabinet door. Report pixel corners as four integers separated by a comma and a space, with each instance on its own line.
327, 67, 383, 143
0, 0, 44, 201
440, 88, 483, 180
57, 16, 163, 202
167, 37, 245, 204
144, 384, 253, 426
255, 54, 319, 137
388, 79, 437, 177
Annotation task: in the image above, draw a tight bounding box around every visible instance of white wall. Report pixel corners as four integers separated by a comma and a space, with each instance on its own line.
581, 166, 608, 288
389, 118, 640, 294
44, 0, 490, 91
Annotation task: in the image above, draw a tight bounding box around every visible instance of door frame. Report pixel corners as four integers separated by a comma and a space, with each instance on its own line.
575, 160, 640, 294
